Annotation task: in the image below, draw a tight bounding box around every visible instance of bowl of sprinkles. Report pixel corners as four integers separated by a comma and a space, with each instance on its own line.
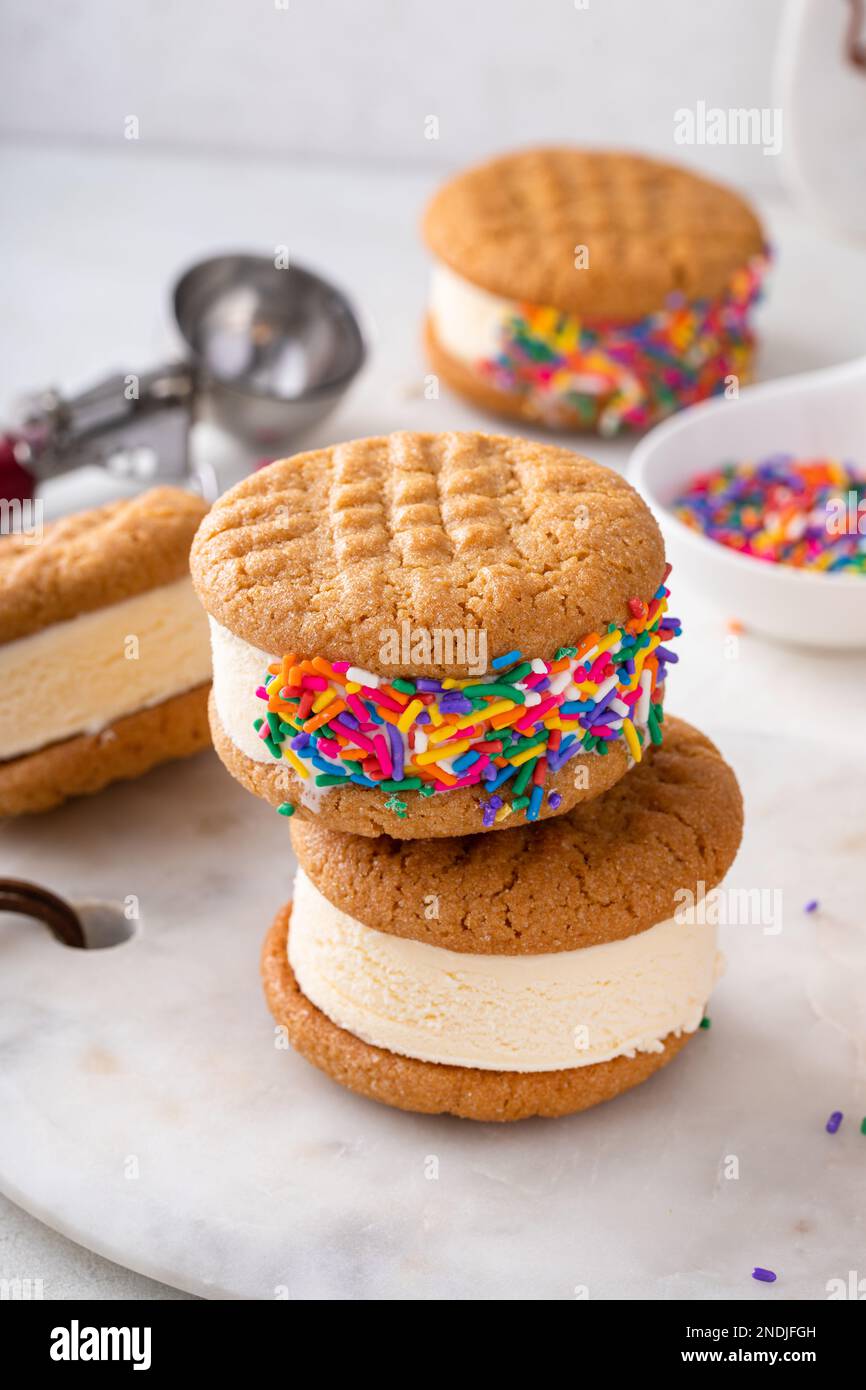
629, 356, 866, 648
674, 456, 866, 575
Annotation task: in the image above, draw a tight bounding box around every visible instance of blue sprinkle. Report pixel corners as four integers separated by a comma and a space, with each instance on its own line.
527, 785, 544, 821
491, 649, 521, 670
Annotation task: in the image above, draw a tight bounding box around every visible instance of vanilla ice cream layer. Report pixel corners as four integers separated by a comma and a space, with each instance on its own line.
0, 578, 212, 760
428, 261, 519, 366
289, 869, 723, 1073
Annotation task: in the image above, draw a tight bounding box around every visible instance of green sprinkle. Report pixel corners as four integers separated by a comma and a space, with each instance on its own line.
512, 758, 537, 796
263, 736, 282, 759
419, 785, 435, 798
380, 777, 423, 791
461, 683, 525, 704
647, 706, 663, 745
699, 1016, 711, 1030
279, 722, 296, 736
555, 646, 577, 659
597, 740, 609, 756
253, 717, 264, 732
583, 735, 597, 753
277, 802, 295, 817
512, 795, 530, 811
266, 711, 283, 741
391, 678, 416, 694
652, 701, 665, 724
861, 1117, 866, 1136
384, 793, 408, 817
509, 735, 547, 758
316, 773, 350, 786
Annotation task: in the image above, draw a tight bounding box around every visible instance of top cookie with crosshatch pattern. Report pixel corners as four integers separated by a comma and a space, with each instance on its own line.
423, 147, 765, 320
190, 431, 665, 678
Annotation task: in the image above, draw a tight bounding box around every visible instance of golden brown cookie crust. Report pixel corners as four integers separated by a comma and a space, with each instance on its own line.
262, 904, 694, 1121
426, 315, 755, 433
0, 683, 211, 816
0, 487, 208, 646
210, 690, 630, 839
291, 715, 743, 952
423, 147, 765, 320
191, 432, 665, 677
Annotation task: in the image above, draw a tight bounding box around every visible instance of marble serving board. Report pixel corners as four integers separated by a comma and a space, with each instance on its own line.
0, 727, 864, 1301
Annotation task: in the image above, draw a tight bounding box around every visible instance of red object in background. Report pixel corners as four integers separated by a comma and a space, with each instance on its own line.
0, 436, 36, 504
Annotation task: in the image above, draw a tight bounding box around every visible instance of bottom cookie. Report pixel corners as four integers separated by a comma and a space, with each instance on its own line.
261, 903, 694, 1123
0, 683, 212, 816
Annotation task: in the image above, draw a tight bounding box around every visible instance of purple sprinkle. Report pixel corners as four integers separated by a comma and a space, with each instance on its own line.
552, 742, 583, 771
291, 732, 310, 751
803, 899, 819, 913
548, 792, 562, 809
592, 688, 618, 717
752, 1267, 776, 1284
340, 712, 359, 730
656, 664, 668, 686
482, 808, 496, 827
488, 795, 503, 810
655, 646, 679, 663
415, 679, 444, 692
415, 710, 431, 724
386, 720, 404, 781
826, 1111, 843, 1134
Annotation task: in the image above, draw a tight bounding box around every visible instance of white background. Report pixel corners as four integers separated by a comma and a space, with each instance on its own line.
1, 0, 787, 184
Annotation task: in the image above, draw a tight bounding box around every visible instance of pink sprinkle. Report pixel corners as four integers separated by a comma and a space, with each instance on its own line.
301, 675, 328, 691
515, 696, 559, 730
363, 686, 404, 713
374, 733, 393, 778
347, 693, 369, 723
332, 661, 350, 673
317, 737, 342, 759
255, 686, 269, 700
331, 719, 375, 753
590, 725, 616, 739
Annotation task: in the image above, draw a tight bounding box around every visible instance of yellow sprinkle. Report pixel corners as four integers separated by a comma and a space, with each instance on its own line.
397, 698, 424, 734
312, 688, 336, 713
623, 718, 642, 763
495, 803, 514, 822
441, 678, 458, 689
427, 699, 515, 743
413, 738, 474, 766
509, 742, 546, 767
594, 631, 621, 656
345, 681, 362, 694
428, 704, 444, 727
282, 747, 310, 780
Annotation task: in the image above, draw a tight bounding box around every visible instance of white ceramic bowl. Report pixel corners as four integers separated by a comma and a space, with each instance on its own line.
628, 357, 866, 649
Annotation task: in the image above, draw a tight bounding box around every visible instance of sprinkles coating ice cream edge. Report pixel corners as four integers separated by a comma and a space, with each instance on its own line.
253, 571, 681, 827
476, 252, 769, 435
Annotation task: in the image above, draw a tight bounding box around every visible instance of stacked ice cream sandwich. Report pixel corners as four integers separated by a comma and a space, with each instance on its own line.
191, 431, 743, 1121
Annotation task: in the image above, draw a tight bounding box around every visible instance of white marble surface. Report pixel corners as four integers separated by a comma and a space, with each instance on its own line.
1, 139, 866, 1298
0, 732, 864, 1301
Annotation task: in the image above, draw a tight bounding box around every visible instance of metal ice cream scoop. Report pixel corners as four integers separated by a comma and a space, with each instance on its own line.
0, 254, 366, 503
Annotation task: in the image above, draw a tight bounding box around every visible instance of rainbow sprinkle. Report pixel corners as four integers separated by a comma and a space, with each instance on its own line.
674, 456, 866, 574
255, 576, 680, 826
478, 253, 768, 434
